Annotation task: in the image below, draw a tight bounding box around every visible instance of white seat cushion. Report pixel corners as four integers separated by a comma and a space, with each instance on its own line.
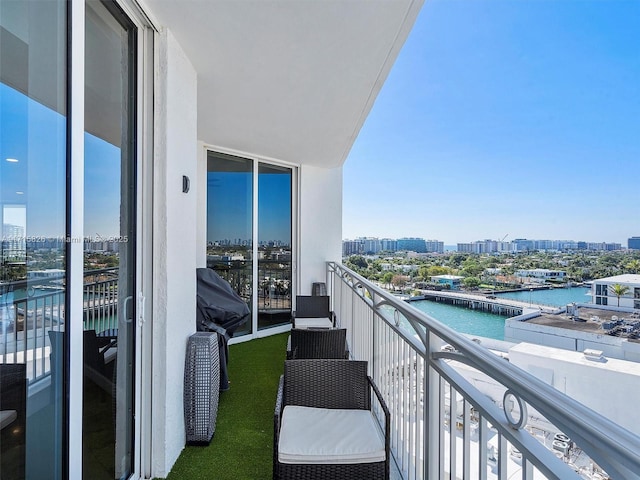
104, 346, 118, 364
294, 317, 333, 329
278, 405, 385, 464
0, 410, 17, 430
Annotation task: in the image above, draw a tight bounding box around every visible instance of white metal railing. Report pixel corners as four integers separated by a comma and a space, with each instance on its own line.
328, 262, 640, 480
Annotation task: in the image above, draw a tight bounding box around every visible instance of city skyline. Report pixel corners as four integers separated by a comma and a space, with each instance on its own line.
343, 0, 640, 245
342, 234, 632, 247
342, 235, 631, 256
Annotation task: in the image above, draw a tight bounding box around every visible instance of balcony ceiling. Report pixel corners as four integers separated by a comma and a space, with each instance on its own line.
144, 0, 423, 168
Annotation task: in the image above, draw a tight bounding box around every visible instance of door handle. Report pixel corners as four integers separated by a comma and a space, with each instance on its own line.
123, 295, 134, 323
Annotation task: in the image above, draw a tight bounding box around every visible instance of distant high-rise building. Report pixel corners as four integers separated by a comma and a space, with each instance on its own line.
397, 237, 427, 253
629, 237, 640, 250
512, 239, 534, 252
360, 237, 381, 254
342, 239, 364, 257
380, 238, 397, 252
424, 240, 444, 253
457, 243, 473, 253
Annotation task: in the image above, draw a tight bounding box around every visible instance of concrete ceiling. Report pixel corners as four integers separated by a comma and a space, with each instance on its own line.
144, 0, 423, 168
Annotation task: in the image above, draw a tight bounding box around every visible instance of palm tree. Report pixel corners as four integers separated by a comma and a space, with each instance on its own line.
626, 259, 640, 274
610, 283, 630, 307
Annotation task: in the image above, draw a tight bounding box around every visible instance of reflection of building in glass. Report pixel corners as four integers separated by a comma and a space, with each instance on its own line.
27, 268, 66, 279
2, 223, 26, 262
84, 240, 120, 253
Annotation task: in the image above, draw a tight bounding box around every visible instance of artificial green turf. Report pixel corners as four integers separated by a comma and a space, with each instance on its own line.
164, 333, 288, 480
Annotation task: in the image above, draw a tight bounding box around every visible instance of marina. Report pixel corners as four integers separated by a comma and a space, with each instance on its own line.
404, 287, 591, 341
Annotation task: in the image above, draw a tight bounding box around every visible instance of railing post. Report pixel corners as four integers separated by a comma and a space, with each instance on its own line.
424, 330, 440, 480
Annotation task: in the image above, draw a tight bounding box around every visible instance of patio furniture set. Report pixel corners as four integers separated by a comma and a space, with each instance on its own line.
273, 295, 390, 480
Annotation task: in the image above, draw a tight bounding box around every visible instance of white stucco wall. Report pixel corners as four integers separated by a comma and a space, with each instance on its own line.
152, 28, 198, 477
298, 164, 343, 295
196, 142, 207, 268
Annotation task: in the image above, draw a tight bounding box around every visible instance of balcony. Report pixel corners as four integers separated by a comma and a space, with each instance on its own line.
167, 262, 640, 479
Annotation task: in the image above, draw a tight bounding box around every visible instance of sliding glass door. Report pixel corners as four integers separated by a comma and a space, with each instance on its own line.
84, 1, 137, 478
206, 153, 253, 336
257, 164, 292, 330
0, 1, 67, 478
206, 152, 293, 337
1, 1, 145, 477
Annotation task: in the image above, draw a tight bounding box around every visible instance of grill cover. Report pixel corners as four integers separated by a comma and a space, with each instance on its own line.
196, 268, 250, 390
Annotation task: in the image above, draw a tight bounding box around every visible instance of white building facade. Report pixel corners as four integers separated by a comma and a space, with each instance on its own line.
591, 274, 640, 309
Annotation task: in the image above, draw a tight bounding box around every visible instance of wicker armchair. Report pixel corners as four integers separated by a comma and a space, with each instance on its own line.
287, 328, 349, 359
49, 330, 116, 395
273, 359, 390, 480
1, 363, 26, 479
291, 295, 336, 329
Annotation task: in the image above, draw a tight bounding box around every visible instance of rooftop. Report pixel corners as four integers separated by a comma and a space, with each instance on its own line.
530, 306, 640, 334
510, 342, 640, 376
593, 274, 640, 284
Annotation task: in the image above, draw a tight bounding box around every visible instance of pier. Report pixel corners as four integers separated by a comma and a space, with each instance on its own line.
408, 289, 562, 316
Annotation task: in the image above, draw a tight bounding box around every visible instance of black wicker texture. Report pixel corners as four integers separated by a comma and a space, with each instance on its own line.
291, 295, 336, 328
284, 359, 369, 410
184, 332, 220, 445
289, 328, 348, 360
273, 359, 390, 480
1, 363, 26, 480
275, 460, 385, 480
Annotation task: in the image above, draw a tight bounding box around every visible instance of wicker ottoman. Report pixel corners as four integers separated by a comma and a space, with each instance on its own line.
184, 332, 220, 445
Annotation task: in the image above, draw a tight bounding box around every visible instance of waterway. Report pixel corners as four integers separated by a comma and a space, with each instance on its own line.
494, 286, 591, 307
408, 300, 508, 340
407, 286, 591, 341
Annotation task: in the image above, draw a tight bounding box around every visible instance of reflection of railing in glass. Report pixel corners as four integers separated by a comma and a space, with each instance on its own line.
206, 258, 292, 311
0, 268, 119, 383
258, 261, 291, 311
207, 259, 253, 304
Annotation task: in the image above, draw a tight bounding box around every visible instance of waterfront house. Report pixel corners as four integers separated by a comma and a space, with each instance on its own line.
591, 274, 640, 309
431, 274, 464, 290
1, 1, 639, 479
515, 268, 567, 284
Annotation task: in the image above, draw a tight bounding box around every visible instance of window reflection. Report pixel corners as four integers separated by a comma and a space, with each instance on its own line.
206, 152, 254, 336
206, 153, 294, 335
83, 1, 137, 477
258, 164, 292, 329
0, 1, 67, 477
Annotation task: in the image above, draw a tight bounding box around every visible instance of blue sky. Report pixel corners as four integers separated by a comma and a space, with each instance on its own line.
343, 0, 640, 245
206, 169, 292, 245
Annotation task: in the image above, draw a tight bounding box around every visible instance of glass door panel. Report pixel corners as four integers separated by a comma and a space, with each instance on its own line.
84, 1, 136, 478
206, 152, 254, 337
257, 164, 292, 330
0, 1, 67, 478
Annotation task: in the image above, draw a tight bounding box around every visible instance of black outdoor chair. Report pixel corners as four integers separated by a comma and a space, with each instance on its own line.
0, 363, 26, 479
291, 295, 336, 329
273, 359, 390, 480
287, 328, 349, 359
49, 329, 116, 395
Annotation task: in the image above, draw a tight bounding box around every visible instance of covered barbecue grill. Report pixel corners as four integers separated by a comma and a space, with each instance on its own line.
196, 268, 250, 390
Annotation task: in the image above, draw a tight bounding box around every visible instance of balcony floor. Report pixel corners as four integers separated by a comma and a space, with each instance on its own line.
162, 332, 402, 480
165, 333, 288, 480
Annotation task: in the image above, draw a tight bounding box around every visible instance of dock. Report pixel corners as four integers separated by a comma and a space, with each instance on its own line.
408, 290, 562, 316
